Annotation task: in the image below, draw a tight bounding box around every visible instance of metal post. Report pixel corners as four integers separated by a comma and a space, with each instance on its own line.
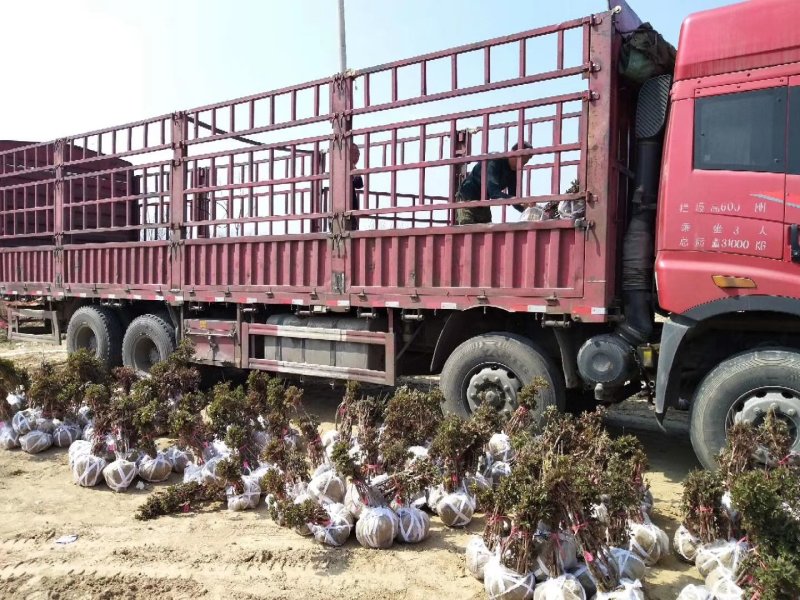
337, 0, 347, 73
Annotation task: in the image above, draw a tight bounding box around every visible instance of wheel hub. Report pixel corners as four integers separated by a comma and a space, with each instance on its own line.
466, 366, 522, 415
734, 390, 800, 455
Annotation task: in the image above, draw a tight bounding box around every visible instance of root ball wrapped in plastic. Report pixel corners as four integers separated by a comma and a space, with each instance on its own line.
568, 563, 596, 598
12, 409, 36, 435
483, 555, 536, 600
0, 424, 20, 449
628, 521, 667, 566
707, 574, 744, 600
35, 417, 55, 434
533, 532, 579, 580
53, 424, 81, 448
609, 547, 647, 582
71, 453, 107, 487
676, 584, 712, 600
138, 453, 173, 483
320, 430, 339, 449
436, 490, 475, 527
466, 535, 493, 581
308, 470, 346, 505
395, 506, 430, 543
487, 433, 514, 462
355, 506, 400, 549
593, 579, 645, 600
532, 574, 585, 600
103, 459, 138, 492
68, 440, 92, 467
343, 481, 382, 520
227, 477, 261, 511
427, 484, 445, 514
20, 431, 53, 454
489, 461, 512, 487
694, 539, 748, 578
673, 524, 701, 562
312, 503, 354, 547
164, 447, 191, 473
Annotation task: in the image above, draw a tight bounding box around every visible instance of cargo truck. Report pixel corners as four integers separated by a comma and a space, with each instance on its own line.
3, 0, 799, 469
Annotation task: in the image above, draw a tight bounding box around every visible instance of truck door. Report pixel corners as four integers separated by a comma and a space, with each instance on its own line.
785, 79, 800, 263
666, 79, 788, 260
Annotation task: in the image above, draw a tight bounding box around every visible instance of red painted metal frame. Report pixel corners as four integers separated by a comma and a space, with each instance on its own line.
0, 12, 620, 326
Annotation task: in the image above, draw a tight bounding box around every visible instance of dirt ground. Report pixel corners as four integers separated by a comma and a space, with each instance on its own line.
0, 339, 704, 600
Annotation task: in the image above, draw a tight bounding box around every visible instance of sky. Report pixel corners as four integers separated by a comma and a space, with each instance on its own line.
1, 0, 735, 142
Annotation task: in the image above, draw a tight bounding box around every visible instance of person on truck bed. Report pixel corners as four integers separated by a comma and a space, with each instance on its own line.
455, 141, 533, 225
348, 143, 364, 231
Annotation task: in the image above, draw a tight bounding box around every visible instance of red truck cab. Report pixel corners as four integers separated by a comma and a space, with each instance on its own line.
654, 0, 800, 467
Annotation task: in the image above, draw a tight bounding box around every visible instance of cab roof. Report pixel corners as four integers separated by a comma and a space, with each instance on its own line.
675, 0, 800, 82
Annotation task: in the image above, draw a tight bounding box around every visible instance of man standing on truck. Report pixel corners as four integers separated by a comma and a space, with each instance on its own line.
455, 142, 532, 225
348, 143, 364, 231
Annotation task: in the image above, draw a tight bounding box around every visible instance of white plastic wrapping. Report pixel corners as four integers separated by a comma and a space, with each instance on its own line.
307, 470, 346, 505
35, 417, 55, 434
488, 433, 514, 462
568, 563, 596, 598
343, 481, 381, 520
609, 547, 647, 582
557, 199, 586, 221
102, 459, 138, 492
81, 424, 96, 443
53, 424, 81, 448
673, 524, 702, 562
251, 430, 271, 452
12, 409, 37, 435
483, 555, 536, 600
320, 429, 339, 449
164, 447, 191, 473
202, 439, 230, 462
200, 455, 226, 483
395, 506, 430, 543
436, 490, 476, 527
489, 461, 513, 487
68, 440, 92, 467
533, 532, 579, 580
592, 579, 644, 600
694, 539, 748, 578
312, 502, 354, 547
707, 573, 744, 600
6, 393, 24, 410
71, 453, 107, 487
466, 535, 494, 580
532, 574, 585, 600
427, 484, 445, 514
406, 445, 429, 464
0, 423, 20, 449
20, 430, 53, 454
226, 477, 261, 511
138, 453, 173, 483
182, 462, 204, 484
675, 584, 711, 600
628, 521, 667, 566
77, 405, 92, 427
705, 566, 734, 593
355, 506, 400, 549
591, 503, 610, 525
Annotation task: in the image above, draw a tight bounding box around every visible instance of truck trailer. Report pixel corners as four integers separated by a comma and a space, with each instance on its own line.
2, 0, 799, 469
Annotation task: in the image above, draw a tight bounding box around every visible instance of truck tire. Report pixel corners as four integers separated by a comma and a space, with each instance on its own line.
690, 347, 800, 470
440, 332, 565, 422
122, 313, 176, 375
66, 306, 123, 368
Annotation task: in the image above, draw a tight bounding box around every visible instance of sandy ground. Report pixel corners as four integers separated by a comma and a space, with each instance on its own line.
0, 339, 704, 600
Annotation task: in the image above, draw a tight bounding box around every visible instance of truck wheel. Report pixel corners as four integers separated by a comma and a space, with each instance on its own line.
690, 347, 800, 470
66, 306, 123, 367
122, 314, 176, 375
440, 332, 565, 421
